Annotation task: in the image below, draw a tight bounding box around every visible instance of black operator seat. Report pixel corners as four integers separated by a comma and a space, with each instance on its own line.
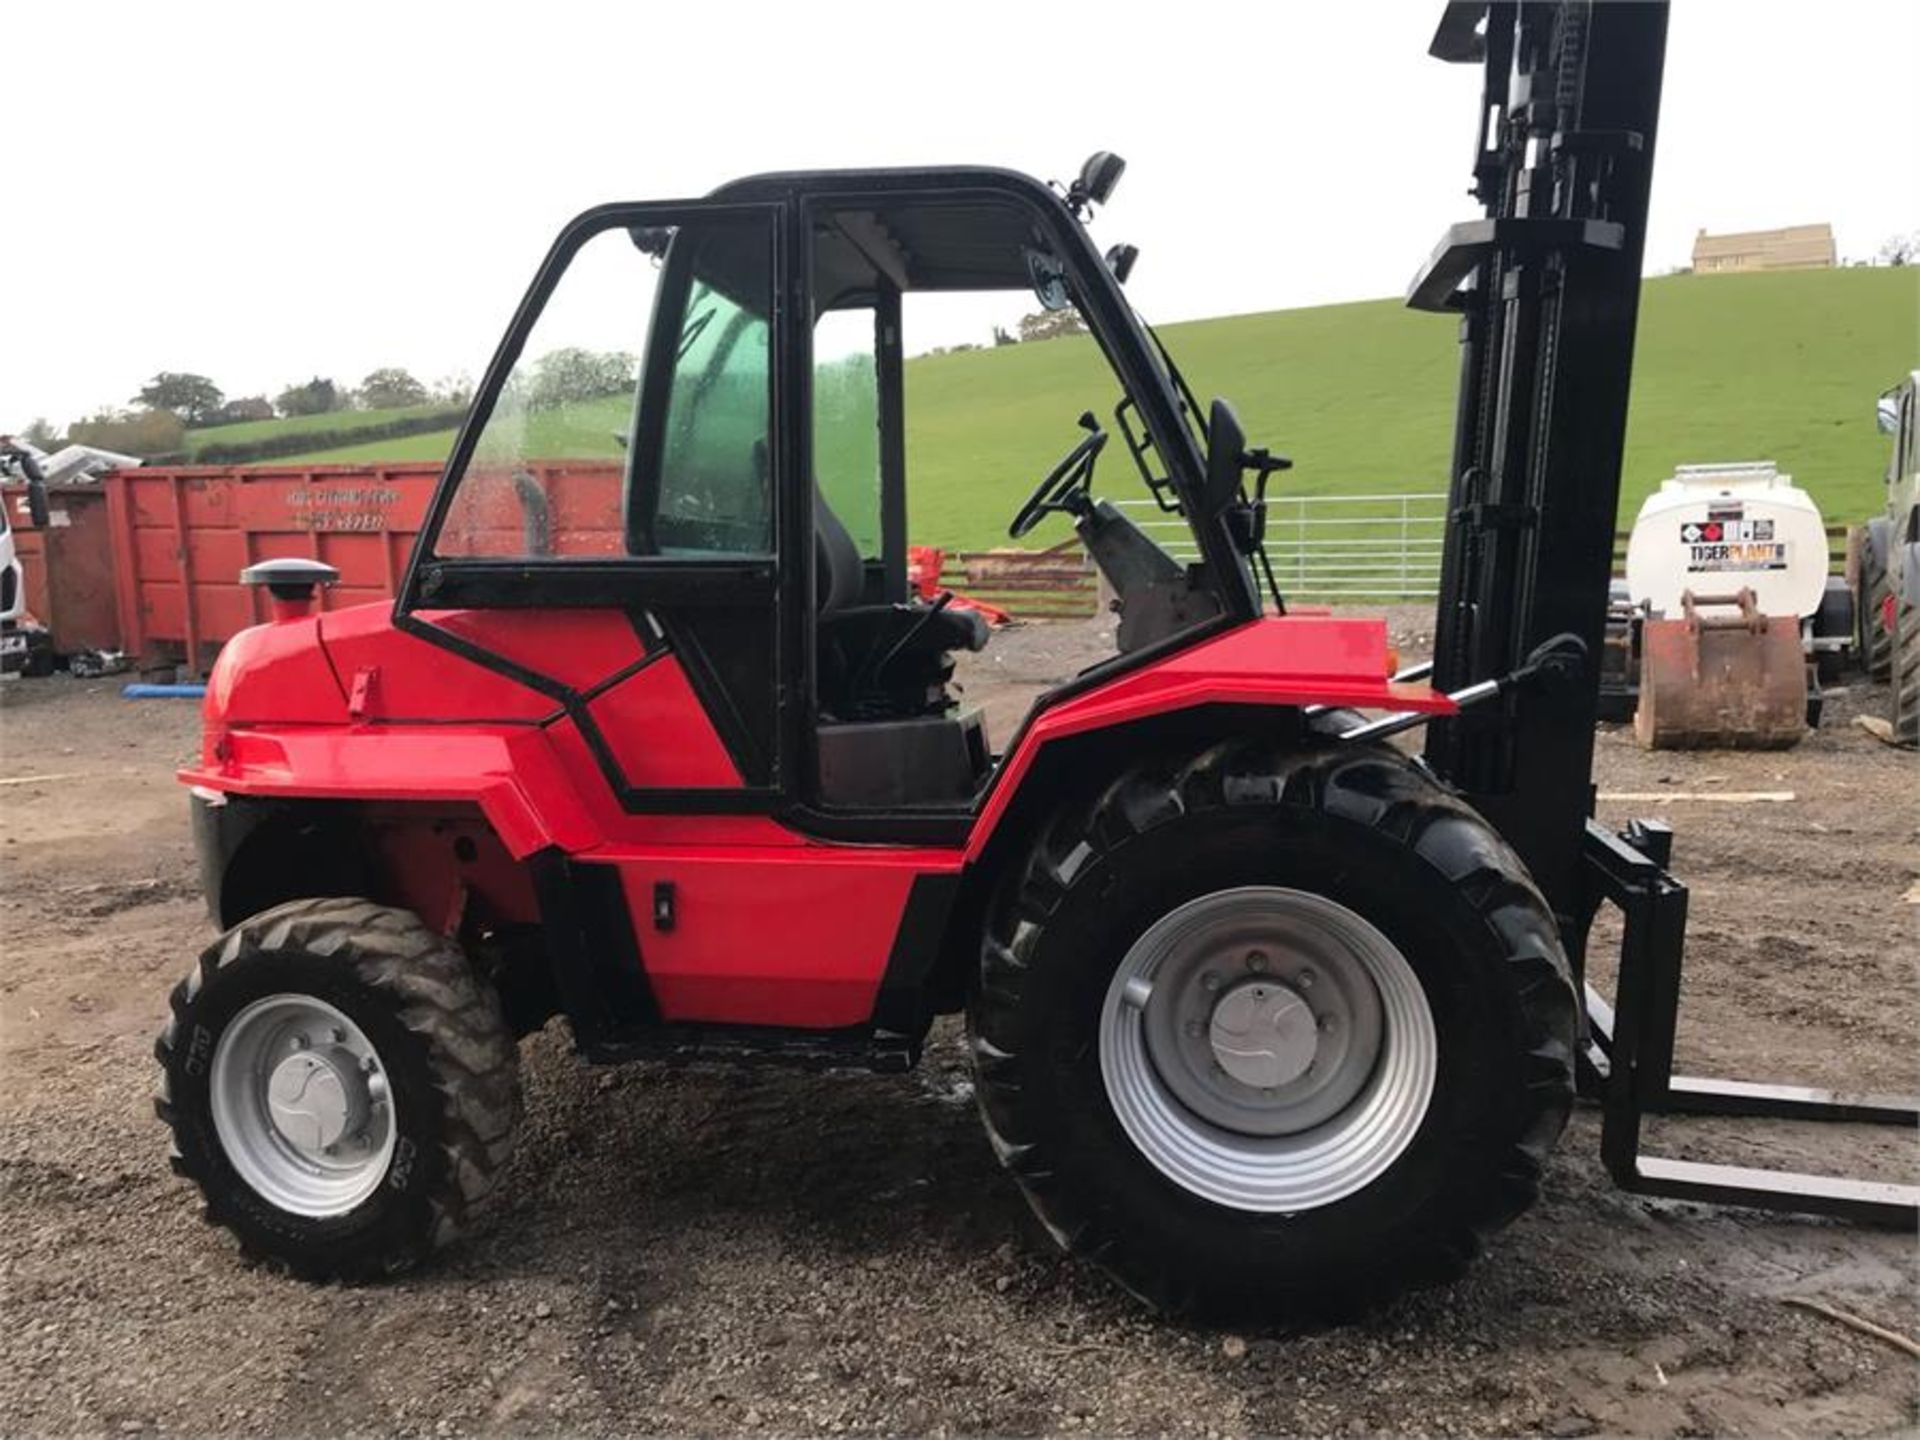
813, 485, 988, 718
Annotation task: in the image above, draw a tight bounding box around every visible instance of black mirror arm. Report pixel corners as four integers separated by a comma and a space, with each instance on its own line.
7, 447, 52, 528
1231, 448, 1290, 503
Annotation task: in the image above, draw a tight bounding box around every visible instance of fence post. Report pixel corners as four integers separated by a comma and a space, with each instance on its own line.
1399, 494, 1410, 599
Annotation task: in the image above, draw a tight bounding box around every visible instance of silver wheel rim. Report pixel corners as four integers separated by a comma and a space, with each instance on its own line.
1099, 886, 1437, 1212
209, 994, 396, 1218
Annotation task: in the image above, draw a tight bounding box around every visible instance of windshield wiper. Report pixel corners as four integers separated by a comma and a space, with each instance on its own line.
1123, 314, 1291, 617
1145, 318, 1294, 617
1143, 319, 1208, 447
1113, 317, 1209, 514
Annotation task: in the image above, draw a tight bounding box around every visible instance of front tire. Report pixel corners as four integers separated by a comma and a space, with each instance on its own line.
155, 897, 521, 1279
969, 739, 1576, 1320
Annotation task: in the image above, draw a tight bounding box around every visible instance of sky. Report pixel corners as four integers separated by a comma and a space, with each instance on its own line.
4, 0, 1917, 432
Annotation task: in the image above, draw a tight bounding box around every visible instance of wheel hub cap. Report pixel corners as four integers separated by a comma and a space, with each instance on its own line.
1208, 979, 1317, 1089
1100, 886, 1438, 1213
266, 1048, 366, 1154
209, 994, 396, 1218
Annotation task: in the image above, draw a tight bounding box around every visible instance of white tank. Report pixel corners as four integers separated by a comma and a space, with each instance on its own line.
1623, 462, 1829, 619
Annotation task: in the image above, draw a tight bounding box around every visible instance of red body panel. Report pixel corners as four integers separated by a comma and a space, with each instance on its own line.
601, 847, 962, 1027
541, 717, 802, 850
187, 607, 1449, 1031
586, 659, 742, 789
204, 616, 346, 726
319, 604, 559, 723
427, 608, 648, 692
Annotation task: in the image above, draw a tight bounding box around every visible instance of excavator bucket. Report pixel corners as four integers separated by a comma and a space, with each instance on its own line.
1635, 588, 1807, 749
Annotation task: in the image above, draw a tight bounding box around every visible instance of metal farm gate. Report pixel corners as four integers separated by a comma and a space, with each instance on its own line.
1113, 492, 1450, 601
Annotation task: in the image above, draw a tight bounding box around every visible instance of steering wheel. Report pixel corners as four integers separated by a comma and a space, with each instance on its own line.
1009, 413, 1109, 539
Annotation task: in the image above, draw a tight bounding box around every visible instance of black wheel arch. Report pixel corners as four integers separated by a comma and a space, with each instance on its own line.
193, 793, 372, 929
920, 703, 1332, 1020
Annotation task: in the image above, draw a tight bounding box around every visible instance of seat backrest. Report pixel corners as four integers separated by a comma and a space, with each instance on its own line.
814, 483, 864, 614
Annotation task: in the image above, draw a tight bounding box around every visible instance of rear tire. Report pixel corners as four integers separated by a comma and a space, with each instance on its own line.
156, 897, 521, 1279
1894, 591, 1919, 748
1858, 542, 1894, 681
969, 739, 1576, 1320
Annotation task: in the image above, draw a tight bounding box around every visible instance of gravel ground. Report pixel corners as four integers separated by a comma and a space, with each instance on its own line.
2, 617, 1916, 1437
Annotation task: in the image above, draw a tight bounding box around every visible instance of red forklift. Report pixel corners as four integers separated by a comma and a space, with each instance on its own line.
157, 0, 1915, 1317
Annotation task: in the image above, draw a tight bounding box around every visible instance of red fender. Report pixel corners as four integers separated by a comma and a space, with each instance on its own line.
186, 724, 597, 858
964, 615, 1452, 860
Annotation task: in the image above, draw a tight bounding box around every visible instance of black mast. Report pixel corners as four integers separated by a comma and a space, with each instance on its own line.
1414, 0, 1670, 950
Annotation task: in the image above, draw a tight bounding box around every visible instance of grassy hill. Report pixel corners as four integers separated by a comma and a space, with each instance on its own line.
271, 267, 1917, 548
181, 403, 458, 459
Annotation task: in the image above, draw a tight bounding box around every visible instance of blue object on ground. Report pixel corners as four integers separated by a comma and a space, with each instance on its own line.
122, 683, 207, 699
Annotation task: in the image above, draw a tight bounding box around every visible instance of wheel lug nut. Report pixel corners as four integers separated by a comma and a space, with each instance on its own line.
1247, 951, 1268, 972
291, 1035, 310, 1051
1185, 1021, 1203, 1038
1201, 972, 1221, 993
1297, 969, 1316, 990
1319, 1014, 1337, 1032
332, 1027, 348, 1043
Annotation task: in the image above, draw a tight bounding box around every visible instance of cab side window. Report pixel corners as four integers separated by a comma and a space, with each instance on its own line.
431, 215, 776, 564
631, 222, 777, 558
644, 275, 774, 555
813, 306, 882, 558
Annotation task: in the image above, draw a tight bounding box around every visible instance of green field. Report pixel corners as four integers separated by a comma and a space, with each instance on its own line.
182, 402, 459, 458
274, 268, 1918, 547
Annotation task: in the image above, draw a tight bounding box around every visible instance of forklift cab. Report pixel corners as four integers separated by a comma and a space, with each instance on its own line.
402, 162, 1260, 824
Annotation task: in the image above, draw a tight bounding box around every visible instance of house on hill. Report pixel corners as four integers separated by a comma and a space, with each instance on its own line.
1691, 224, 1836, 274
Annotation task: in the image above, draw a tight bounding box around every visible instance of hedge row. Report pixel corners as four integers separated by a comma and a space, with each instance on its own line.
153, 407, 466, 466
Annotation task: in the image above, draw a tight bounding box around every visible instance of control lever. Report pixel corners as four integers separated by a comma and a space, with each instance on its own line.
1337, 633, 1588, 744
853, 593, 956, 701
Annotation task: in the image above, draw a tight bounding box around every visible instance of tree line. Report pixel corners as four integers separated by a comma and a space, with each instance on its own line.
22, 313, 1085, 459
24, 366, 474, 459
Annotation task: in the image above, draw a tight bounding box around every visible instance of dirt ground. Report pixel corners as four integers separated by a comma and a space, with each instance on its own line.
2, 612, 1915, 1438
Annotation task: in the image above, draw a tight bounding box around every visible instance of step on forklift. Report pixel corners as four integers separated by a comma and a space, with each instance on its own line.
157, 0, 1916, 1318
